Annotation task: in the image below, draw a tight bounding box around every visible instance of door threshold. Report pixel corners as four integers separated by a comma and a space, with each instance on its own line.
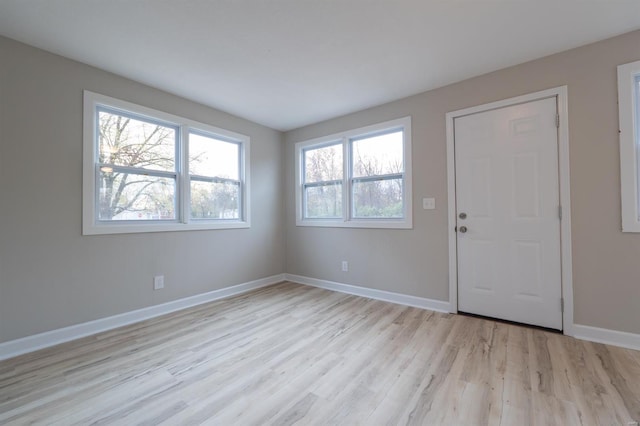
457, 311, 563, 334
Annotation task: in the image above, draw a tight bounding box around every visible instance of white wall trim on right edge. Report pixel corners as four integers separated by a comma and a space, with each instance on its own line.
285, 274, 450, 313
573, 324, 640, 351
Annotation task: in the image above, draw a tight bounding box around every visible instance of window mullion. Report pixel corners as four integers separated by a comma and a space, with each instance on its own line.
238, 141, 244, 222
343, 137, 350, 222
301, 150, 307, 220
180, 125, 189, 224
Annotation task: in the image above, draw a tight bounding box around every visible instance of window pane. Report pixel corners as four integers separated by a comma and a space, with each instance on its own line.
98, 169, 176, 220
352, 131, 403, 178
352, 178, 403, 218
304, 143, 343, 183
98, 110, 176, 172
304, 183, 342, 218
190, 180, 240, 219
189, 133, 239, 179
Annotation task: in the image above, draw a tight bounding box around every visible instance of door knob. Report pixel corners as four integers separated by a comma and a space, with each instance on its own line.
459, 212, 467, 219
459, 226, 468, 233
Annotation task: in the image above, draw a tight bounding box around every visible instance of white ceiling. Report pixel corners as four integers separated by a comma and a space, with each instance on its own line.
1, 1, 639, 131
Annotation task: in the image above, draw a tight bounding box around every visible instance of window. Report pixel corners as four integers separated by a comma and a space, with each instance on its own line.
188, 132, 242, 220
295, 117, 412, 228
303, 142, 343, 219
618, 60, 640, 232
83, 91, 249, 235
96, 108, 179, 222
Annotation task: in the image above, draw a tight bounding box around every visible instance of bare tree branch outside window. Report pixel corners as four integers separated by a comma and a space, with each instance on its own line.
98, 110, 177, 220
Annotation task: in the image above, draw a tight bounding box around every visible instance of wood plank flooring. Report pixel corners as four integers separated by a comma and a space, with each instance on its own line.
1, 281, 639, 425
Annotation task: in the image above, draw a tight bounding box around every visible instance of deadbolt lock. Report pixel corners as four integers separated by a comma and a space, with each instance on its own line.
459, 212, 467, 219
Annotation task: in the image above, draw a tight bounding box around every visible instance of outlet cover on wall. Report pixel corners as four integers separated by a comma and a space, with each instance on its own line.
341, 261, 349, 272
423, 197, 436, 210
153, 275, 164, 290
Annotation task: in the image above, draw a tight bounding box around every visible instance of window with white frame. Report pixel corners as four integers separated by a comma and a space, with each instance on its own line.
295, 117, 412, 228
188, 131, 242, 220
618, 60, 640, 232
83, 91, 249, 235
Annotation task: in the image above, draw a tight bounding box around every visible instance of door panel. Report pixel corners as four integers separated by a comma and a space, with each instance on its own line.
455, 97, 562, 330
470, 239, 495, 292
470, 158, 492, 217
512, 153, 540, 218
513, 240, 542, 298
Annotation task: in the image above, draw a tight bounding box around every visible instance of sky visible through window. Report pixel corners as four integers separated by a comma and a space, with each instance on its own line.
352, 130, 403, 177
189, 133, 239, 179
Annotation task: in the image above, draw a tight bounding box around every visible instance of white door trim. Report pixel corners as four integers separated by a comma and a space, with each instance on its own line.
446, 86, 574, 336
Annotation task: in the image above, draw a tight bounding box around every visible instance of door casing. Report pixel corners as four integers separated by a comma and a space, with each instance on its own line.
445, 86, 574, 336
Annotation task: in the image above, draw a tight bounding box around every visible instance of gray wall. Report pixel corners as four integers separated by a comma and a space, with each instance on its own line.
0, 37, 285, 343
4, 29, 640, 344
284, 30, 640, 335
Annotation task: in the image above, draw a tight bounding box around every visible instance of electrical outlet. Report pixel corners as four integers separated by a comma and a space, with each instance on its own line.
341, 261, 349, 272
153, 275, 164, 290
423, 197, 436, 210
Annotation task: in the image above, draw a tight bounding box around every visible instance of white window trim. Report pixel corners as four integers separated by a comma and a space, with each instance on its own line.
294, 116, 412, 229
83, 90, 250, 235
618, 60, 640, 232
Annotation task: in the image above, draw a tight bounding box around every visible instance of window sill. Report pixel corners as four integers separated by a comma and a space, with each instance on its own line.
295, 219, 412, 229
82, 220, 250, 235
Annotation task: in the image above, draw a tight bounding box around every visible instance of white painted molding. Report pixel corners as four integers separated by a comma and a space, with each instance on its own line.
82, 90, 251, 236
0, 274, 286, 361
618, 60, 640, 232
294, 116, 413, 230
445, 86, 574, 336
2, 273, 638, 360
286, 273, 450, 313
287, 275, 640, 352
572, 324, 640, 351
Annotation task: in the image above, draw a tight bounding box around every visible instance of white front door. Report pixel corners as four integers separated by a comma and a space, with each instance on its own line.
454, 96, 562, 330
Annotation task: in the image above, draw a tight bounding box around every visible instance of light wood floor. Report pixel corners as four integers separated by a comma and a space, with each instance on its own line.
1, 282, 639, 425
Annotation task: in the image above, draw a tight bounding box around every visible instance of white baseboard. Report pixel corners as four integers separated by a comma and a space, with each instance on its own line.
4, 273, 637, 361
286, 273, 450, 313
0, 274, 286, 361
572, 323, 640, 351
287, 275, 640, 352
